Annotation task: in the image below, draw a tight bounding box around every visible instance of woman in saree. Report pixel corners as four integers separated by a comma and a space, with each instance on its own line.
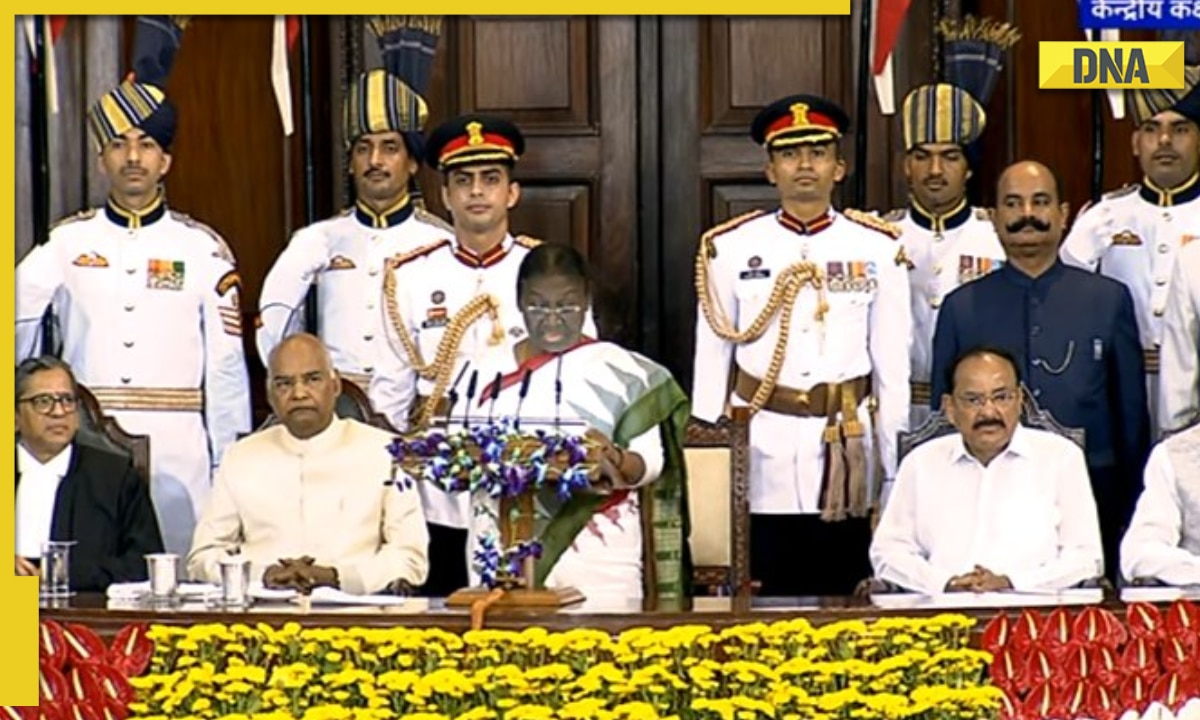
468, 242, 692, 606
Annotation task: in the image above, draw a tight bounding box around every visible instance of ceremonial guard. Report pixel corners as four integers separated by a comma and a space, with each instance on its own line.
887, 19, 1015, 424
932, 160, 1150, 581
15, 81, 252, 555
257, 17, 450, 387
691, 94, 912, 597
1160, 240, 1200, 432
1061, 67, 1200, 432
370, 114, 596, 594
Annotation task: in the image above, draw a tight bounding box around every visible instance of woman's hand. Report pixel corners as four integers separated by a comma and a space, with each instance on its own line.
585, 429, 645, 489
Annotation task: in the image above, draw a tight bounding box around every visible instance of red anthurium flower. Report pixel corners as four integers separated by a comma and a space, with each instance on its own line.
1022, 680, 1065, 719
1165, 600, 1200, 644
1098, 607, 1127, 647
0, 707, 32, 720
1162, 636, 1193, 674
997, 688, 1023, 720
38, 621, 67, 671
89, 664, 133, 707
992, 648, 1025, 693
39, 660, 68, 707
65, 666, 101, 706
1026, 647, 1067, 690
1121, 635, 1162, 680
61, 701, 100, 720
60, 625, 107, 668
1061, 679, 1091, 717
1092, 645, 1122, 688
1064, 644, 1093, 684
106, 625, 152, 679
1121, 674, 1154, 715
1152, 671, 1193, 712
32, 705, 63, 720
95, 698, 126, 720
1126, 602, 1164, 640
1087, 683, 1122, 720
1012, 609, 1045, 654
1074, 606, 1124, 648
984, 612, 1014, 655
1040, 607, 1076, 660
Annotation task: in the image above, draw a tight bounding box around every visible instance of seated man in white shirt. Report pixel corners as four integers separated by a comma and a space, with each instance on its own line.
870, 346, 1104, 594
187, 333, 429, 594
1120, 422, 1200, 585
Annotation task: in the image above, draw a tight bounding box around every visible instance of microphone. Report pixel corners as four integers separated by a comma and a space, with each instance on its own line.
442, 361, 472, 426
514, 369, 533, 431
486, 372, 503, 424
553, 355, 565, 433
462, 370, 479, 430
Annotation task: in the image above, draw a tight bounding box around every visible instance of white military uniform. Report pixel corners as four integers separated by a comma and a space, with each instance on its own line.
691, 208, 912, 515
370, 234, 598, 530
1160, 239, 1200, 432
890, 200, 1004, 426
1061, 179, 1200, 432
15, 196, 252, 556
257, 199, 451, 387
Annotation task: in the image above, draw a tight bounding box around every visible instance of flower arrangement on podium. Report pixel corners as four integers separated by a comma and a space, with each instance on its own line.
386, 417, 602, 606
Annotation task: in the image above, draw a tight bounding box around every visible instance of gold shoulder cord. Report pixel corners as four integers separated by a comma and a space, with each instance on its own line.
382, 265, 506, 429
694, 232, 829, 415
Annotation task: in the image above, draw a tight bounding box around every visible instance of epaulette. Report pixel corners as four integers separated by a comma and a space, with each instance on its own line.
514, 235, 543, 249
415, 206, 453, 233
843, 208, 902, 239
49, 208, 97, 231
388, 238, 450, 270
974, 208, 992, 222
883, 208, 907, 223
170, 210, 238, 265
1102, 183, 1138, 201
699, 210, 768, 259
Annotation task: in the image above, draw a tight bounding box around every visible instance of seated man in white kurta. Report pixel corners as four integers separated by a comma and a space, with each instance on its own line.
1120, 422, 1200, 585
870, 346, 1104, 595
455, 243, 690, 605
187, 333, 429, 594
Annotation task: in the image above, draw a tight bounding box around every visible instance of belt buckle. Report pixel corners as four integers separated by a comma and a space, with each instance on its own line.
795, 389, 809, 406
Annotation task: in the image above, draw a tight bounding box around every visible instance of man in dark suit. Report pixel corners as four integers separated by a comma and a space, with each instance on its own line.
931, 160, 1151, 583
15, 356, 163, 591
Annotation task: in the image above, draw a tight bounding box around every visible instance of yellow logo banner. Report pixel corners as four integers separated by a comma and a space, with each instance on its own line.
1039, 41, 1185, 89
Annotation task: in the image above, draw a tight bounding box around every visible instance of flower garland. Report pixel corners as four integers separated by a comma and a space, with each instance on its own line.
984, 599, 1200, 720
121, 615, 999, 720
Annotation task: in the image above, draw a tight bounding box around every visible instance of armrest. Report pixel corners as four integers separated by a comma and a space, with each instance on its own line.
853, 576, 906, 597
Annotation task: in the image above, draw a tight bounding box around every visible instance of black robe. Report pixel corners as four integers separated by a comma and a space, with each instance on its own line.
16, 439, 164, 592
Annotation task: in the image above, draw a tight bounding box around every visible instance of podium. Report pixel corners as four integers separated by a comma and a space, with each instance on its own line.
389, 420, 598, 609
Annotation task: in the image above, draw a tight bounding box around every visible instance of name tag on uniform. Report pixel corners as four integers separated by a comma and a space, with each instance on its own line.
739, 256, 771, 280
422, 307, 448, 329
147, 259, 185, 291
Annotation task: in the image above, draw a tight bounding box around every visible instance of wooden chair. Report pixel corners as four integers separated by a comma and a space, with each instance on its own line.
684, 408, 752, 599
257, 378, 398, 434
860, 383, 1091, 596
74, 383, 151, 484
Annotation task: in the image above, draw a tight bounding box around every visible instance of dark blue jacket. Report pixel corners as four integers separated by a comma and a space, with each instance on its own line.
931, 261, 1150, 480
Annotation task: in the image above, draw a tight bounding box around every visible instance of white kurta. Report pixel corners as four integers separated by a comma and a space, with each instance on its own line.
1061, 182, 1200, 432
369, 235, 597, 529
186, 417, 429, 594
1120, 424, 1200, 585
460, 341, 666, 602
15, 200, 252, 556
870, 426, 1104, 595
893, 203, 1005, 426
691, 209, 912, 514
1159, 241, 1200, 433
256, 202, 451, 384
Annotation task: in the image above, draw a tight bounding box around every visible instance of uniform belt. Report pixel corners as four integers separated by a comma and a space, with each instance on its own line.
89, 387, 203, 412
340, 371, 372, 389
910, 381, 932, 406
1145, 347, 1159, 375
733, 367, 871, 418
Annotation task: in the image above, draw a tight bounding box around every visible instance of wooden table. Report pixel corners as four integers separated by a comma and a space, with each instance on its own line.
39, 590, 1156, 640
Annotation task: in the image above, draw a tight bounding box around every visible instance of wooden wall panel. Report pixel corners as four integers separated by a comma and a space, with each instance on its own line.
508, 185, 592, 258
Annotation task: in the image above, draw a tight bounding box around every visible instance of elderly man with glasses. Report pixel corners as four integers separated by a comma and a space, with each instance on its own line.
870, 346, 1104, 595
15, 356, 163, 591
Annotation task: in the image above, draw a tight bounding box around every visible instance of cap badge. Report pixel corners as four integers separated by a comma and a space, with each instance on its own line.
466, 121, 485, 146
790, 102, 809, 127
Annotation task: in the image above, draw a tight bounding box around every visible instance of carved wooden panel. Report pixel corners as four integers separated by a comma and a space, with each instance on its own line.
508, 184, 592, 258
457, 17, 592, 130
710, 184, 779, 226
704, 17, 847, 132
